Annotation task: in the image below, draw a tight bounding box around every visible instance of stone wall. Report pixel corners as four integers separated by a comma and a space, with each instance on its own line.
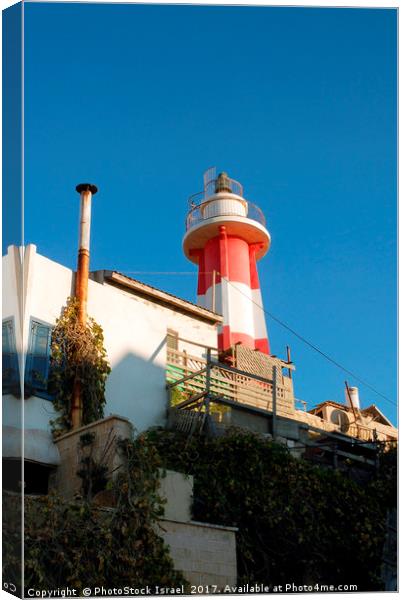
159, 519, 237, 589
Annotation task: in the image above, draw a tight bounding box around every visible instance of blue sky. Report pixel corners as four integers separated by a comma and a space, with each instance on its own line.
23, 4, 397, 423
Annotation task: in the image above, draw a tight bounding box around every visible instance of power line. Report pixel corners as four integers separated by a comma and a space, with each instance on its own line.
115, 269, 396, 408
120, 271, 219, 276
225, 278, 396, 408
122, 271, 196, 275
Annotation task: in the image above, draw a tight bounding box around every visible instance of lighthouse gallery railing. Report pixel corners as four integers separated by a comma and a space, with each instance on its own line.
185, 198, 267, 232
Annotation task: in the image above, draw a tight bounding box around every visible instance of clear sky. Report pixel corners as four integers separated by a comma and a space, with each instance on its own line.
23, 3, 397, 423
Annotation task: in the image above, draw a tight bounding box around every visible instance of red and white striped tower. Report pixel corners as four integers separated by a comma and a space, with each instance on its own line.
183, 169, 271, 354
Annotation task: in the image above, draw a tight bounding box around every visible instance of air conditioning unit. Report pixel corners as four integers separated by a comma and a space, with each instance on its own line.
330, 409, 350, 433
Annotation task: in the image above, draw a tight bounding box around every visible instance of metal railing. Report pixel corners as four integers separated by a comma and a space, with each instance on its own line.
185, 199, 266, 232
189, 176, 244, 208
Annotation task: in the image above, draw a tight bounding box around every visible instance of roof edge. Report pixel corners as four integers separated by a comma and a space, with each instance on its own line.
98, 270, 223, 325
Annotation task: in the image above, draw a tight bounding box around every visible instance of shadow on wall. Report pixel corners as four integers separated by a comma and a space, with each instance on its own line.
105, 347, 168, 433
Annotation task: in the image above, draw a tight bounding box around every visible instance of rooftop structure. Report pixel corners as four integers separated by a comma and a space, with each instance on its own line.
167, 339, 397, 451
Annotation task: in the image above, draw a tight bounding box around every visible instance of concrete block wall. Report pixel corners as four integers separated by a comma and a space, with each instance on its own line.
160, 519, 237, 589
52, 415, 133, 498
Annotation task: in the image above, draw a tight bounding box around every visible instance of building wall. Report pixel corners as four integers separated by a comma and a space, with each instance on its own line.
3, 246, 24, 462
159, 470, 194, 523
300, 404, 398, 442
2, 245, 218, 465
87, 275, 217, 433
2, 246, 21, 333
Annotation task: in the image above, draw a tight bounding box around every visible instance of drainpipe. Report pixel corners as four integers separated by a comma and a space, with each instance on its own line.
71, 183, 98, 429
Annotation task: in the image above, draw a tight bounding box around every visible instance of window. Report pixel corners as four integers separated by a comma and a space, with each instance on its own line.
3, 458, 53, 495
2, 319, 20, 394
167, 329, 179, 351
25, 320, 52, 397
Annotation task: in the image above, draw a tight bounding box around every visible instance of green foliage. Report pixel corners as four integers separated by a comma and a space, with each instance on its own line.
49, 297, 111, 435
144, 427, 397, 591
4, 427, 396, 593
170, 387, 187, 407
22, 433, 187, 593
369, 443, 397, 507
170, 388, 229, 419
3, 492, 22, 595
76, 433, 109, 501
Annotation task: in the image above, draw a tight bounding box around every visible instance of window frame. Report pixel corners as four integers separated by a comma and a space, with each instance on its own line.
2, 317, 20, 395
25, 317, 54, 401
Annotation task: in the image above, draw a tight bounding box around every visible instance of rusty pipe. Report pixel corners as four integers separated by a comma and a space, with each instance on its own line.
71, 183, 98, 429
75, 183, 97, 325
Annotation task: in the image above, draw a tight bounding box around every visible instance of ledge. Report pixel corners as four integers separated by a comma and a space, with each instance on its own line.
53, 414, 133, 443
160, 517, 238, 532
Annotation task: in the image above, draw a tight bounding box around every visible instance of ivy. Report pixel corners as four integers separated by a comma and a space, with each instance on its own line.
49, 297, 111, 435
144, 427, 396, 591
2, 492, 22, 595
3, 427, 395, 593
19, 434, 187, 593
76, 433, 110, 501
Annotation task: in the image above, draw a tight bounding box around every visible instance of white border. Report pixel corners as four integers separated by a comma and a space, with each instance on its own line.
0, 2, 399, 600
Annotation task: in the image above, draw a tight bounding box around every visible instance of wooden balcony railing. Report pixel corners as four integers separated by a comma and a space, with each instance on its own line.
167, 347, 295, 417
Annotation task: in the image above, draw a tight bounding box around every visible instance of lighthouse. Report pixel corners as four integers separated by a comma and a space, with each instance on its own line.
183, 168, 271, 354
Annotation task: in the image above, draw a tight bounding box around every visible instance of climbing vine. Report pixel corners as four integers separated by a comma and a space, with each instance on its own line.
144, 427, 397, 591
49, 297, 111, 435
19, 434, 187, 593
76, 432, 110, 501
3, 426, 395, 593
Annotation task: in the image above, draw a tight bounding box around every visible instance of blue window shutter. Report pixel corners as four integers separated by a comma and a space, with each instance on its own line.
2, 319, 19, 392
26, 321, 52, 391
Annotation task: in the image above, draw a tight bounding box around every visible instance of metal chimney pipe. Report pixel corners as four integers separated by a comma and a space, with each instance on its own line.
75, 183, 97, 325
71, 183, 98, 429
345, 385, 360, 410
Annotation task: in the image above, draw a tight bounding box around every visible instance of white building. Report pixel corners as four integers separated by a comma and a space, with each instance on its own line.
2, 242, 397, 492
2, 244, 221, 489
